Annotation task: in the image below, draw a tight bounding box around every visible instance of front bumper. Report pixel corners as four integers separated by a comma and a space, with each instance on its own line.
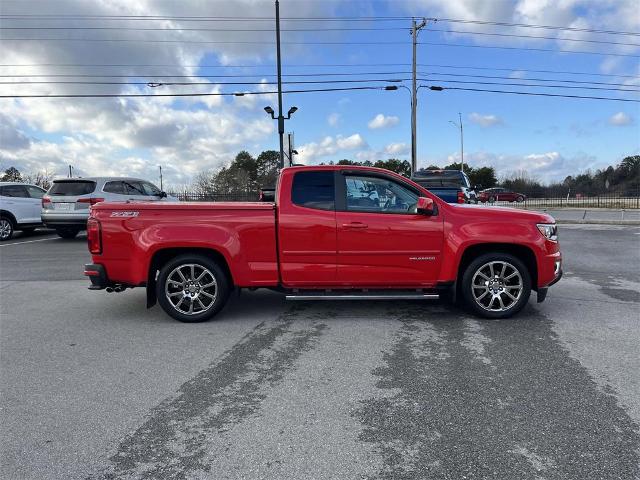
537, 268, 563, 303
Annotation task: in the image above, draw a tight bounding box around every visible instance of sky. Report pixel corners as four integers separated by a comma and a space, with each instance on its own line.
0, 0, 638, 187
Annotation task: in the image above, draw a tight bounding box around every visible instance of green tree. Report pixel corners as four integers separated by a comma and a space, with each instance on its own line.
373, 159, 411, 177
1, 166, 22, 182
469, 167, 497, 189
256, 150, 280, 187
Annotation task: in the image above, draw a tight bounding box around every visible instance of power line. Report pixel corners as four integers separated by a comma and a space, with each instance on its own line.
1, 14, 638, 36
419, 41, 640, 57
5, 71, 635, 89
426, 28, 640, 47
427, 85, 640, 102
0, 85, 399, 99
2, 25, 637, 46
436, 18, 640, 37
419, 72, 638, 87
1, 62, 637, 79
419, 64, 639, 79
418, 78, 639, 93
3, 36, 636, 57
0, 77, 411, 86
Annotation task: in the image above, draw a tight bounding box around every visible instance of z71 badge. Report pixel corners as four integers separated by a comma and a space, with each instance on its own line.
110, 211, 139, 218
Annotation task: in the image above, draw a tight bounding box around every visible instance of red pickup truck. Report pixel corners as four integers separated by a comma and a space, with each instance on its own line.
84, 165, 562, 322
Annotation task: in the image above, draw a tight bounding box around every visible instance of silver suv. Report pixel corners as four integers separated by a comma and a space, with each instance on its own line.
42, 177, 176, 238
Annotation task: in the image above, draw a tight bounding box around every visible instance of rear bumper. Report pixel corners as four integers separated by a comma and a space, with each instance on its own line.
42, 211, 89, 227
84, 263, 111, 290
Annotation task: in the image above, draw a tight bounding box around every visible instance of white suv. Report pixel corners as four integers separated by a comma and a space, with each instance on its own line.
42, 177, 176, 239
0, 182, 47, 240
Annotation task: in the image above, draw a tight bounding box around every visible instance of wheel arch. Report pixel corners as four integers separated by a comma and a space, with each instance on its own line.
456, 243, 538, 294
0, 210, 17, 226
146, 247, 234, 308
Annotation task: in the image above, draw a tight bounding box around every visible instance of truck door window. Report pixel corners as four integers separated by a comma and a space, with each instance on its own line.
344, 175, 418, 214
291, 171, 335, 210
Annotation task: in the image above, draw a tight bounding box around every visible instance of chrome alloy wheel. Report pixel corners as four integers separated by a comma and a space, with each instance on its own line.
164, 263, 218, 315
0, 219, 12, 240
471, 261, 523, 312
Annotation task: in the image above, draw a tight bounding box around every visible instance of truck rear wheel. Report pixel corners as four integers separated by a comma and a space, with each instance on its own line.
461, 253, 531, 319
156, 254, 230, 323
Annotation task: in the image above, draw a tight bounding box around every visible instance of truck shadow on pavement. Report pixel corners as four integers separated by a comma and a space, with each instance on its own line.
89, 300, 639, 480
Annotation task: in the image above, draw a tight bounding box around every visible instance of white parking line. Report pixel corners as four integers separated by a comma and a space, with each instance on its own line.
0, 237, 57, 247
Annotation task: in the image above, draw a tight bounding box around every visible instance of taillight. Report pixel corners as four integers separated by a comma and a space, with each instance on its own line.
42, 195, 51, 208
457, 191, 465, 204
78, 197, 105, 205
87, 218, 102, 254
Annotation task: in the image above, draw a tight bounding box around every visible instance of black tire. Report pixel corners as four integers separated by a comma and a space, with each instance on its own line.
56, 227, 80, 239
156, 254, 231, 323
0, 216, 14, 241
461, 252, 531, 319
488, 196, 496, 203
516, 195, 525, 203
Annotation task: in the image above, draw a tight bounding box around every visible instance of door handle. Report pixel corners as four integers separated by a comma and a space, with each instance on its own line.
342, 222, 368, 229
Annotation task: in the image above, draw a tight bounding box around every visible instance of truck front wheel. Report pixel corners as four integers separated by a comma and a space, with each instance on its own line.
156, 254, 230, 323
461, 253, 531, 319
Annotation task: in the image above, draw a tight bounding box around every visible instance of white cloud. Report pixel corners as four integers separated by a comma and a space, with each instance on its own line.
327, 113, 340, 127
468, 112, 503, 127
368, 114, 400, 130
384, 142, 410, 156
0, 0, 348, 185
609, 112, 634, 126
440, 150, 601, 184
296, 133, 367, 164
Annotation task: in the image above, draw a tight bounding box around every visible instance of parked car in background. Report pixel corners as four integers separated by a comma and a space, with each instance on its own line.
411, 169, 478, 204
42, 177, 176, 239
478, 188, 527, 203
0, 182, 47, 241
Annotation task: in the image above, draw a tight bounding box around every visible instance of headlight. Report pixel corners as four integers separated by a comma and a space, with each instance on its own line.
537, 223, 558, 242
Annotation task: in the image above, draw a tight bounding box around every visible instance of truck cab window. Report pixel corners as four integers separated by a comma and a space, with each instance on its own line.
344, 175, 418, 214
291, 171, 335, 210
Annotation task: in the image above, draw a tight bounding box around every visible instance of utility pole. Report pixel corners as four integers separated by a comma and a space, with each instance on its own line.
159, 165, 163, 190
68, 165, 72, 178
449, 113, 465, 172
458, 112, 464, 173
275, 0, 285, 168
411, 18, 427, 176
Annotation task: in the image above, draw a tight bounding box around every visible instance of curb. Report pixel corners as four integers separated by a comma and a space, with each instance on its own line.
556, 219, 640, 226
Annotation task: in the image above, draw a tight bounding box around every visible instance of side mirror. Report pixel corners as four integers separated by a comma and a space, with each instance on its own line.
416, 196, 435, 215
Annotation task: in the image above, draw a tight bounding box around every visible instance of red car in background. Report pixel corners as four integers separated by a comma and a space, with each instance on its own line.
479, 187, 527, 203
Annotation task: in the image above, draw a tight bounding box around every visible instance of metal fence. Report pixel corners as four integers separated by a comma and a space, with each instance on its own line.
171, 192, 259, 202
489, 191, 640, 209
171, 190, 640, 209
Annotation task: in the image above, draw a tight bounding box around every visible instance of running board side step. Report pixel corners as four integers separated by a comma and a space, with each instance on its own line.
286, 292, 439, 301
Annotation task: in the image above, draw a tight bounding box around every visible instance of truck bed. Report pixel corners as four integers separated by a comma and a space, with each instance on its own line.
91, 201, 279, 287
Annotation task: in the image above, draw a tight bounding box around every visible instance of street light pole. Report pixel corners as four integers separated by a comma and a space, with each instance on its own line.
275, 0, 285, 168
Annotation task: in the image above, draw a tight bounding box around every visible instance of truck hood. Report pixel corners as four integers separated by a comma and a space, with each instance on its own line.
449, 203, 556, 223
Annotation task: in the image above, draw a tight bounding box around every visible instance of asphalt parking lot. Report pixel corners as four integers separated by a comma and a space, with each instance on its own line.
1, 225, 639, 480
